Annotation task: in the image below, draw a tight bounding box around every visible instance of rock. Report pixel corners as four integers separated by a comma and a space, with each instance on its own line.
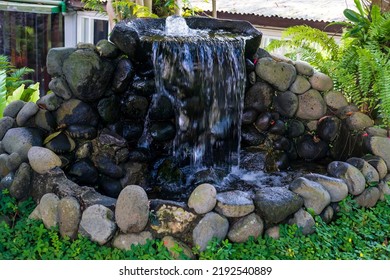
378, 180, 390, 201
6, 152, 22, 171
365, 127, 388, 137
290, 177, 331, 215
192, 212, 229, 252
289, 75, 311, 94
255, 57, 296, 92
46, 47, 76, 77
320, 206, 334, 224
150, 122, 176, 142
354, 187, 380, 208
0, 172, 14, 191
94, 154, 123, 179
362, 155, 387, 180
112, 58, 135, 93
62, 49, 114, 102
98, 175, 122, 198
36, 94, 63, 111
323, 91, 349, 111
44, 132, 76, 154
48, 77, 73, 100
215, 190, 254, 218
327, 161, 366, 195
273, 91, 298, 117
241, 125, 266, 147
254, 112, 272, 131
120, 162, 151, 192
254, 187, 303, 224
188, 183, 217, 214
3, 100, 26, 118
269, 120, 286, 135
346, 157, 380, 184
28, 205, 41, 220
55, 99, 99, 127
304, 174, 348, 202
28, 147, 62, 174
294, 61, 314, 76
265, 226, 280, 239
118, 121, 143, 143
34, 109, 56, 132
16, 102, 39, 126
309, 71, 333, 91
0, 117, 15, 140
39, 193, 59, 229
9, 163, 31, 200
0, 154, 10, 177
306, 120, 318, 131
113, 231, 153, 250
296, 134, 328, 161
97, 96, 120, 124
346, 112, 374, 130
162, 236, 195, 260
365, 136, 390, 171
121, 94, 149, 120
58, 196, 81, 240
242, 109, 258, 124
68, 159, 98, 184
96, 39, 120, 58
289, 208, 315, 235
227, 213, 264, 243
244, 82, 274, 112
317, 116, 340, 142
336, 104, 359, 119
287, 119, 305, 138
115, 185, 149, 233
79, 204, 116, 245
296, 89, 327, 120
149, 95, 175, 121
132, 77, 156, 96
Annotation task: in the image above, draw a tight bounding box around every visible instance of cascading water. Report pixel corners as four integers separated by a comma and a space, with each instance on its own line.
152, 16, 247, 171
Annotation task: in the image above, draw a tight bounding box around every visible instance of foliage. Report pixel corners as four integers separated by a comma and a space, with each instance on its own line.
0, 55, 34, 96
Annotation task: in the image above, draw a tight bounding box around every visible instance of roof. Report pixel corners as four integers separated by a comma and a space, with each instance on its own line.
191, 0, 356, 23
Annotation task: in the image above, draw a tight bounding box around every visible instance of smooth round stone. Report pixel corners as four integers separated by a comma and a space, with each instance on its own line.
36, 94, 63, 111
362, 155, 388, 179
378, 180, 390, 201
94, 155, 123, 179
215, 190, 254, 217
254, 112, 272, 131
58, 196, 81, 240
296, 89, 327, 120
244, 82, 274, 112
117, 121, 143, 142
289, 208, 315, 235
294, 61, 314, 76
0, 117, 15, 140
16, 102, 39, 126
98, 175, 123, 198
55, 99, 99, 127
188, 183, 217, 214
46, 47, 76, 77
150, 122, 176, 142
149, 95, 175, 121
121, 95, 149, 120
273, 91, 298, 117
34, 109, 56, 132
113, 231, 153, 250
241, 125, 266, 147
346, 112, 374, 130
327, 161, 366, 195
3, 100, 26, 118
287, 119, 305, 138
273, 137, 291, 151
97, 96, 120, 124
44, 132, 76, 153
289, 75, 311, 94
317, 116, 340, 142
6, 152, 22, 171
227, 213, 264, 243
296, 135, 328, 161
366, 136, 390, 171
28, 147, 62, 174
96, 39, 120, 58
323, 91, 348, 110
265, 225, 280, 239
365, 127, 388, 137
49, 77, 73, 100
242, 109, 258, 125
0, 154, 10, 177
0, 172, 14, 191
346, 157, 380, 184
354, 187, 380, 208
304, 173, 348, 202
320, 206, 334, 224
309, 71, 333, 91
66, 125, 97, 140
68, 159, 98, 184
336, 104, 359, 119
39, 193, 60, 229
112, 58, 135, 93
268, 120, 286, 135
9, 162, 31, 200
162, 236, 195, 260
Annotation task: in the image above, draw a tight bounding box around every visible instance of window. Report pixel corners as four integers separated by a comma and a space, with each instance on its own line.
76, 11, 109, 44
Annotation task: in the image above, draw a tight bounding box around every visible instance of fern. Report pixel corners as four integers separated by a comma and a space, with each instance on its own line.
0, 70, 7, 118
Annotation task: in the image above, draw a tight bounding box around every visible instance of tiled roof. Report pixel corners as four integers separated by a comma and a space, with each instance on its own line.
191, 0, 356, 22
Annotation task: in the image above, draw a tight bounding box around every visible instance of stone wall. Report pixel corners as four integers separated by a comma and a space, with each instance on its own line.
1, 39, 390, 257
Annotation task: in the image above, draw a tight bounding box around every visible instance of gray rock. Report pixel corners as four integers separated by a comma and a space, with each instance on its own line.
294, 61, 314, 76
346, 157, 380, 184
289, 208, 315, 235
296, 89, 326, 120
79, 204, 117, 245
346, 112, 374, 130
227, 213, 264, 243
0, 154, 10, 177
16, 102, 39, 126
309, 71, 333, 91
193, 212, 229, 252
304, 173, 348, 202
327, 161, 366, 195
336, 104, 359, 119
320, 206, 334, 224
162, 236, 195, 260
265, 226, 280, 239
255, 57, 296, 92
96, 39, 120, 58
306, 120, 318, 131
290, 177, 331, 215
289, 75, 311, 94
34, 109, 56, 132
6, 152, 22, 171
28, 205, 41, 220
323, 91, 349, 110
48, 77, 73, 100
39, 193, 59, 229
188, 183, 217, 214
120, 162, 151, 191
244, 82, 274, 112
378, 180, 390, 201
254, 187, 303, 224
273, 91, 298, 117
215, 190, 254, 218
0, 172, 14, 191
3, 100, 26, 118
112, 58, 135, 93
28, 146, 62, 174
2, 127, 43, 161
58, 196, 81, 240
115, 185, 149, 233
0, 117, 15, 140
46, 47, 76, 77
365, 127, 388, 137
55, 99, 98, 127
354, 187, 380, 208
112, 231, 153, 250
9, 163, 31, 200
37, 94, 63, 111
366, 136, 390, 171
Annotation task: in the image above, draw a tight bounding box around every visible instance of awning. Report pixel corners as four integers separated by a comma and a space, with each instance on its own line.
0, 0, 66, 14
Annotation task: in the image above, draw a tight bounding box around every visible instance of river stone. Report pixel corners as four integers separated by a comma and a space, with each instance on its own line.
378, 180, 390, 201
95, 39, 119, 58
150, 122, 176, 142
366, 136, 390, 171
323, 91, 348, 110
68, 159, 98, 184
290, 177, 331, 215
227, 213, 264, 243
215, 190, 254, 218
354, 187, 380, 208
255, 57, 296, 92
28, 147, 62, 174
94, 154, 123, 179
62, 49, 114, 102
58, 196, 81, 240
296, 89, 326, 120
273, 91, 298, 117
365, 127, 388, 137
34, 109, 56, 132
254, 187, 303, 224
55, 99, 98, 127
162, 236, 195, 260
98, 175, 122, 198
79, 204, 116, 245
296, 134, 328, 161
9, 163, 31, 200
289, 208, 315, 235
346, 157, 380, 184
317, 116, 340, 143
97, 96, 120, 124
6, 152, 22, 171
0, 154, 10, 177
320, 206, 334, 224
0, 117, 15, 140
309, 71, 333, 91
241, 125, 266, 147
115, 185, 149, 233
294, 61, 314, 76
121, 95, 149, 120
120, 162, 151, 192
289, 75, 311, 94
327, 161, 366, 195
286, 119, 305, 138
0, 172, 14, 191
49, 77, 73, 100
244, 82, 274, 112
242, 108, 258, 124
265, 225, 280, 239
46, 47, 76, 77
188, 183, 217, 214
192, 212, 229, 252
304, 174, 348, 202
362, 155, 388, 179
346, 112, 374, 130
36, 94, 63, 111
16, 102, 39, 126
112, 58, 135, 93
3, 100, 26, 118
39, 193, 59, 229
113, 231, 153, 250
149, 95, 175, 121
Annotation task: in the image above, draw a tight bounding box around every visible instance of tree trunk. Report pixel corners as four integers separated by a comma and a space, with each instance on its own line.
144, 0, 153, 11
106, 0, 116, 31
175, 0, 182, 16
136, 0, 144, 6
212, 0, 217, 18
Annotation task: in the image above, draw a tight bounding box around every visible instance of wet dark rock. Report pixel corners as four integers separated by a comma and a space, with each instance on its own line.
346, 157, 380, 184
296, 135, 328, 161
34, 109, 56, 132
16, 102, 39, 126
44, 132, 76, 154
128, 148, 152, 163
244, 82, 274, 112
98, 174, 123, 198
98, 128, 127, 147
273, 137, 291, 151
132, 76, 156, 96
317, 116, 340, 142
46, 47, 76, 77
9, 163, 32, 200
96, 39, 120, 58
256, 57, 296, 91
66, 125, 97, 140
190, 168, 227, 187
327, 161, 366, 195
149, 95, 175, 121
68, 159, 98, 184
55, 99, 99, 127
150, 122, 176, 142
112, 58, 135, 93
265, 150, 290, 171
286, 119, 305, 138
254, 112, 272, 131
3, 100, 26, 118
242, 109, 258, 125
97, 95, 120, 124
273, 91, 298, 118
118, 121, 144, 143
122, 94, 149, 120
94, 154, 123, 179
155, 158, 185, 195
37, 94, 63, 111
0, 172, 14, 191
120, 161, 151, 192
240, 148, 266, 171
48, 77, 73, 100
2, 127, 43, 161
268, 120, 286, 135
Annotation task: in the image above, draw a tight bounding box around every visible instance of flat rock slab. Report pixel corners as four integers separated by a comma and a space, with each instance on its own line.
215, 190, 254, 218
